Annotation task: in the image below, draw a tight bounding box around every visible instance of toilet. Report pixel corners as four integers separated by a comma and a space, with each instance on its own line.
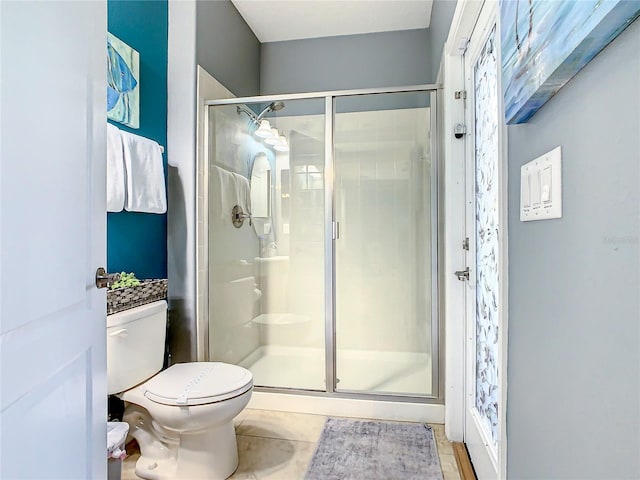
107, 300, 253, 480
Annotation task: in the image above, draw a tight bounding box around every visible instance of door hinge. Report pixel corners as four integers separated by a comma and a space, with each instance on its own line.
455, 90, 467, 100
454, 267, 470, 282
332, 221, 340, 240
462, 237, 469, 251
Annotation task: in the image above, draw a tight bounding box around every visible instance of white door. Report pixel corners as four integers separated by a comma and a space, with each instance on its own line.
462, 1, 507, 478
1, 1, 107, 479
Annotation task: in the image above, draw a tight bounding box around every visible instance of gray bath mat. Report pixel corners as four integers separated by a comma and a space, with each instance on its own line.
305, 417, 444, 480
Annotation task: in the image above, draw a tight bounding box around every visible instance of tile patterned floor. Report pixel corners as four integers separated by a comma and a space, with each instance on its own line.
122, 409, 461, 480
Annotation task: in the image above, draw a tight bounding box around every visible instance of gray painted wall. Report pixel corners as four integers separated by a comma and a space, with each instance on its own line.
196, 0, 260, 96
428, 0, 457, 78
260, 1, 456, 95
506, 18, 639, 479
260, 29, 431, 94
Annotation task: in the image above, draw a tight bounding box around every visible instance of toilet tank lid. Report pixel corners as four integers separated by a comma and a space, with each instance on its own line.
144, 362, 253, 406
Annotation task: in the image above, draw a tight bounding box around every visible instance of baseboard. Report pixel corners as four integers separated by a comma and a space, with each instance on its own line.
247, 391, 445, 423
453, 442, 477, 480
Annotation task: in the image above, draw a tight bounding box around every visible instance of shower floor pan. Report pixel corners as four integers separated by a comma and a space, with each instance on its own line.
239, 345, 432, 396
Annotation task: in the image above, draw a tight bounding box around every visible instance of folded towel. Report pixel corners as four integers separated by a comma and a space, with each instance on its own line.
233, 172, 251, 216
106, 123, 125, 212
121, 131, 167, 214
212, 165, 237, 221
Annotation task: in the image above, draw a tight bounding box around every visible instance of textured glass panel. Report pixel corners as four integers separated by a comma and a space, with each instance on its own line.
473, 25, 500, 445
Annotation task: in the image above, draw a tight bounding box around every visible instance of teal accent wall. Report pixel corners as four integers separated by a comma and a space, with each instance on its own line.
107, 0, 168, 279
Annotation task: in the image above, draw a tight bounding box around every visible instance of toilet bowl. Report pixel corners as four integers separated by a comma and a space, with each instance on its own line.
107, 300, 253, 480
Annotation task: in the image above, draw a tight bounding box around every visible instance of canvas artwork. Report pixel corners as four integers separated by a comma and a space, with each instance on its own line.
501, 0, 640, 124
107, 33, 140, 129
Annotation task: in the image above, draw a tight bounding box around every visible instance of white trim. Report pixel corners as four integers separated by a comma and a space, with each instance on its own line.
442, 0, 487, 446
442, 45, 467, 443
496, 7, 509, 477
444, 0, 509, 476
445, 0, 485, 56
248, 391, 445, 424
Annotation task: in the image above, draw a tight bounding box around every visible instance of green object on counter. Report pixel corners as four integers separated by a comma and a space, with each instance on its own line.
110, 271, 141, 289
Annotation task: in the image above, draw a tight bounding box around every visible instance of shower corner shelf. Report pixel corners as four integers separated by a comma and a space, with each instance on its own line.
252, 313, 310, 325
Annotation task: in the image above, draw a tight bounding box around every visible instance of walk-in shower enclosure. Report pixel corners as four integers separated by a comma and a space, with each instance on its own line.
199, 86, 441, 403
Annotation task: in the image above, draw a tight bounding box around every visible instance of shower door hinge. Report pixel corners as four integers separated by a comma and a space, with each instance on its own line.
462, 237, 469, 251
455, 90, 467, 100
332, 221, 340, 240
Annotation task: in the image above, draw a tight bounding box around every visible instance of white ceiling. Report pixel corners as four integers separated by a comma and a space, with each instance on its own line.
231, 1, 434, 43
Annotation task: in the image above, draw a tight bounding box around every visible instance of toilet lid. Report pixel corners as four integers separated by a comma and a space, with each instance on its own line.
144, 362, 253, 406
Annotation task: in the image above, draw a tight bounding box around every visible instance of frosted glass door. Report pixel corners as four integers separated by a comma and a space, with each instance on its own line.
462, 1, 503, 475
333, 92, 436, 396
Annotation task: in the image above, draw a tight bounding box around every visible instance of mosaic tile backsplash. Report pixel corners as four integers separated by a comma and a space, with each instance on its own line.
107, 279, 167, 314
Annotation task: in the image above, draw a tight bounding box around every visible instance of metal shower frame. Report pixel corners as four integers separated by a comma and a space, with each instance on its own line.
204, 84, 443, 404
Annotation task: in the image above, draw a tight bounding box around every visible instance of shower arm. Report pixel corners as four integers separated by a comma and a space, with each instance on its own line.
236, 105, 259, 125
236, 101, 284, 125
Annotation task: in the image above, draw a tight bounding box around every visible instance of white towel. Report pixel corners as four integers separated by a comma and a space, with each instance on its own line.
212, 165, 237, 221
106, 123, 125, 212
121, 131, 167, 214
233, 172, 251, 215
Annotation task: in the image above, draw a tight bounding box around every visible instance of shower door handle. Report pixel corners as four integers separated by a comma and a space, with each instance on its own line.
454, 267, 469, 281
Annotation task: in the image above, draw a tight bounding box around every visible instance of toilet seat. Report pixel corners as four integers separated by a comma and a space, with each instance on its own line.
143, 362, 253, 406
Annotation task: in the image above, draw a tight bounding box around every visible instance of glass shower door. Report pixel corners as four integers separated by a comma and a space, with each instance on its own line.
207, 98, 327, 391
333, 91, 437, 397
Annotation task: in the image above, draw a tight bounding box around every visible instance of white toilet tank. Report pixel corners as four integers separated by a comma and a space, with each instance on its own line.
107, 300, 167, 395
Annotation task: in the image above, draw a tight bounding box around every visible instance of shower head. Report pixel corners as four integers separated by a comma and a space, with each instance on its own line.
255, 101, 285, 122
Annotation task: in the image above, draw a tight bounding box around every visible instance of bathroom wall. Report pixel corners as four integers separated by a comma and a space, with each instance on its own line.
506, 18, 639, 478
167, 0, 261, 364
260, 29, 430, 95
427, 0, 458, 78
260, 0, 457, 94
196, 0, 261, 97
107, 0, 168, 279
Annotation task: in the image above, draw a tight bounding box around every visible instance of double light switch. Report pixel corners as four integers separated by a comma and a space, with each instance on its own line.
520, 146, 562, 221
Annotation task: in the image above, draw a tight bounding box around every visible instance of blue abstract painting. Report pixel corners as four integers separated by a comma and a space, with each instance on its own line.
107, 33, 139, 129
501, 0, 640, 124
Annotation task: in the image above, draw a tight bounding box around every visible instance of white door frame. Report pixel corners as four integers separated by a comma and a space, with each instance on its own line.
443, 1, 508, 478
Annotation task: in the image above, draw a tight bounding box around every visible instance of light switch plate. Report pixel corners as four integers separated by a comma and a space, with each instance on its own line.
520, 146, 562, 221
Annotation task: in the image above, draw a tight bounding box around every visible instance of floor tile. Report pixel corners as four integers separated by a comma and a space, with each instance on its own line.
237, 409, 327, 443
430, 423, 455, 456
231, 434, 316, 480
439, 453, 460, 476
234, 408, 251, 429
121, 450, 140, 480
443, 470, 462, 480
116, 410, 461, 480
